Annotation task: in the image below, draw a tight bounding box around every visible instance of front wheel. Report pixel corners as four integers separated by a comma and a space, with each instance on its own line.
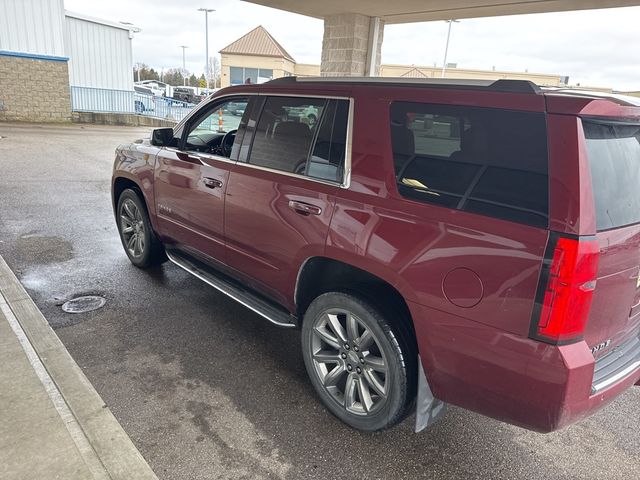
301, 292, 416, 432
116, 189, 166, 268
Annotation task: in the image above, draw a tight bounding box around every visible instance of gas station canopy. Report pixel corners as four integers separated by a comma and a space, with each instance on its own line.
243, 0, 639, 23
242, 0, 640, 78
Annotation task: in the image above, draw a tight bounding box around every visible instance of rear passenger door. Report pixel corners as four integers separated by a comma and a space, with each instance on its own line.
224, 95, 351, 308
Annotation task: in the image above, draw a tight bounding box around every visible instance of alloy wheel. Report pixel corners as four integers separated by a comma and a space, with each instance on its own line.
120, 199, 146, 259
310, 308, 390, 415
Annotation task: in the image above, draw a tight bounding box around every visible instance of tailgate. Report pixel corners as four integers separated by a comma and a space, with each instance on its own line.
588, 226, 640, 351
583, 119, 640, 355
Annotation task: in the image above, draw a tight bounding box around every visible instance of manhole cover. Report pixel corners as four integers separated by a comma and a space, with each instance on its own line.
61, 295, 106, 313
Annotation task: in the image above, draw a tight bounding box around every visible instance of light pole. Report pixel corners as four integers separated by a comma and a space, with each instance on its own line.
198, 8, 215, 89
179, 45, 188, 86
441, 19, 459, 78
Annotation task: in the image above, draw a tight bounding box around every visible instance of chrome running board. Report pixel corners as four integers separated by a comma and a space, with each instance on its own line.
166, 249, 297, 328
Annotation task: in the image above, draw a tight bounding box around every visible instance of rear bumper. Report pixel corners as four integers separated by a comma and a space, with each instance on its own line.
409, 301, 640, 433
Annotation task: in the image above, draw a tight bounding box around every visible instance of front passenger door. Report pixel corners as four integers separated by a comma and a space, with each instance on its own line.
224, 95, 351, 308
154, 97, 249, 264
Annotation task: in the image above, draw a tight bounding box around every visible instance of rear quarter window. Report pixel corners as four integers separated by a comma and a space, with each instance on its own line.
390, 102, 549, 228
583, 120, 640, 231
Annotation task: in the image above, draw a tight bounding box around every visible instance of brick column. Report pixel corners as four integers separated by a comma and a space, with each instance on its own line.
321, 14, 385, 77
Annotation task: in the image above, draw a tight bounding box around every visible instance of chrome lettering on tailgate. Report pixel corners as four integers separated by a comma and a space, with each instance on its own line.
591, 339, 612, 356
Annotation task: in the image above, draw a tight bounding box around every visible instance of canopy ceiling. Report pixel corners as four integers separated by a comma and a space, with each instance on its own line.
242, 0, 640, 23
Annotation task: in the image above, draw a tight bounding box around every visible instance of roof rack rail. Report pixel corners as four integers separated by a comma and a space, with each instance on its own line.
265, 76, 297, 85
265, 76, 540, 94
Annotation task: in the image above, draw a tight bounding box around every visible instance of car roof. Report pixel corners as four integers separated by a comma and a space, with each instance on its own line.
207, 77, 640, 122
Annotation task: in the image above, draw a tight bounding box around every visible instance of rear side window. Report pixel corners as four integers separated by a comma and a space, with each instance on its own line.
390, 102, 549, 228
583, 120, 640, 231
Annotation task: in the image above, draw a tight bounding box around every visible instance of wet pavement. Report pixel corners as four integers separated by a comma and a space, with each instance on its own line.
0, 122, 639, 479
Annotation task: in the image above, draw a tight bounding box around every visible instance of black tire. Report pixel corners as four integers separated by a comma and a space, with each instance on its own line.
301, 292, 416, 432
116, 188, 166, 268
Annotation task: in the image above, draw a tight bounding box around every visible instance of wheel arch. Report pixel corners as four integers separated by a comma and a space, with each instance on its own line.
112, 175, 160, 232
295, 256, 417, 348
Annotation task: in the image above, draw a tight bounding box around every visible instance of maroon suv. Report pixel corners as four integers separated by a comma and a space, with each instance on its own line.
112, 77, 640, 433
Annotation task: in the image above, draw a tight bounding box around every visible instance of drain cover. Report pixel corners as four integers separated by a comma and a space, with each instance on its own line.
61, 295, 106, 314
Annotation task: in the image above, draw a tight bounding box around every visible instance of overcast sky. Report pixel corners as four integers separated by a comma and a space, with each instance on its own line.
64, 0, 640, 90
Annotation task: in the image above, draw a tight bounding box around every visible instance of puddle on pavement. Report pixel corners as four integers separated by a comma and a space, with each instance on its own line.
15, 234, 73, 265
61, 295, 106, 314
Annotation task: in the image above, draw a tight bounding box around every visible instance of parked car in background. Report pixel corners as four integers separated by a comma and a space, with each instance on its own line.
133, 86, 155, 114
224, 101, 246, 116
135, 80, 167, 97
112, 77, 640, 434
172, 86, 199, 103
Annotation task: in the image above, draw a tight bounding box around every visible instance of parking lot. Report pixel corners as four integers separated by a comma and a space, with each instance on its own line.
0, 122, 638, 480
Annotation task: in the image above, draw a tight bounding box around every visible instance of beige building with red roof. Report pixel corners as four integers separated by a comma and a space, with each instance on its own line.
220, 25, 565, 87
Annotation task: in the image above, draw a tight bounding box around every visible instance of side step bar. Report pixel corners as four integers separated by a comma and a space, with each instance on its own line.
166, 249, 297, 328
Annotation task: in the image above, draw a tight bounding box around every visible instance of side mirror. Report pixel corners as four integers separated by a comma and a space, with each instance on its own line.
151, 128, 174, 147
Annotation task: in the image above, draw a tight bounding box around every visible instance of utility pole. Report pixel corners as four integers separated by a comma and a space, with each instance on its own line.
198, 8, 215, 89
441, 19, 459, 78
179, 45, 188, 86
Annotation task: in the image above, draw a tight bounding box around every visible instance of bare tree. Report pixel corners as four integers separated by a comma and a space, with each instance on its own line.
208, 56, 221, 88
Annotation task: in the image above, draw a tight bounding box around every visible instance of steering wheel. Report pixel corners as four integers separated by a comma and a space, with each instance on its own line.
293, 158, 307, 174
220, 129, 237, 157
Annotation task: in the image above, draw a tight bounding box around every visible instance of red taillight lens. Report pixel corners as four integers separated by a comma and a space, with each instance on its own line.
532, 236, 599, 344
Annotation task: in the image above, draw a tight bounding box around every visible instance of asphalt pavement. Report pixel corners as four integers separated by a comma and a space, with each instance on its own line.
0, 122, 638, 480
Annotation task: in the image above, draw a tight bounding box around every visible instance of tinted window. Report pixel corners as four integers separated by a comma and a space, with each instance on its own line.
391, 102, 549, 228
306, 100, 349, 183
583, 120, 640, 231
248, 96, 326, 175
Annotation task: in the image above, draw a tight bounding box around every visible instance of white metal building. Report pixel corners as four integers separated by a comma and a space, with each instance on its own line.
0, 0, 67, 59
64, 12, 134, 90
0, 0, 136, 121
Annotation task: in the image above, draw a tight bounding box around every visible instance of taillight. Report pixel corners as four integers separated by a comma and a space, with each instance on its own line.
530, 236, 599, 344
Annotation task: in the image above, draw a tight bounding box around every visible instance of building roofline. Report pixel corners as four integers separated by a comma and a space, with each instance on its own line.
381, 63, 563, 79
64, 11, 140, 32
219, 25, 295, 62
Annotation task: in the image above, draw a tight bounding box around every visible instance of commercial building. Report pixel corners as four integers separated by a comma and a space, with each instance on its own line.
0, 0, 135, 122
220, 26, 566, 88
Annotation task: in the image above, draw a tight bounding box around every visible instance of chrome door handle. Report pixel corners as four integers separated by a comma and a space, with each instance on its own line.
203, 177, 223, 189
289, 200, 322, 216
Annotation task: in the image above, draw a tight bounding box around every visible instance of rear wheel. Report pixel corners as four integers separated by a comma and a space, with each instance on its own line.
116, 189, 166, 268
301, 292, 416, 431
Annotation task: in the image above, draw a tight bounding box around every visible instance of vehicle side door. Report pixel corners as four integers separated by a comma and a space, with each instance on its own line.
153, 96, 249, 264
224, 94, 352, 309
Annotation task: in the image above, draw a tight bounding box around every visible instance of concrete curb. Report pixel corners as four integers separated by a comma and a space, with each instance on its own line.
0, 255, 158, 480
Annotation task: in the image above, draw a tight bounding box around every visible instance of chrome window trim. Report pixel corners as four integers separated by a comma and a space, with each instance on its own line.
194, 152, 237, 165
173, 92, 354, 190
159, 147, 236, 166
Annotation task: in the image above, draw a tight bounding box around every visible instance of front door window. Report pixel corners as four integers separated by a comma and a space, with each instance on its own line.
184, 98, 249, 157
